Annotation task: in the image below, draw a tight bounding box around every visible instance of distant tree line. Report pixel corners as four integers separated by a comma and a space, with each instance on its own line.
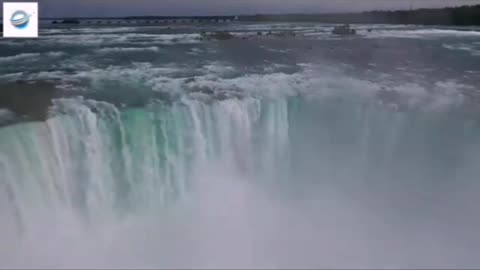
240, 5, 480, 26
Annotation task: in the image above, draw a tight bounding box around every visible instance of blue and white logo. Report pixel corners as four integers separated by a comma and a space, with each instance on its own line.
10, 10, 33, 29
3, 2, 38, 37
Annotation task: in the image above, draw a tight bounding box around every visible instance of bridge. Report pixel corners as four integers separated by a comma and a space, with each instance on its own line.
51, 16, 239, 25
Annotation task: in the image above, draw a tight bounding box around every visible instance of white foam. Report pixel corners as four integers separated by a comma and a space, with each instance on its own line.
0, 72, 24, 80
0, 51, 66, 64
187, 47, 204, 55
97, 46, 160, 53
0, 70, 73, 83
38, 33, 201, 46
260, 46, 293, 53
434, 80, 475, 94
39, 33, 135, 45
443, 43, 480, 56
31, 71, 69, 80
71, 62, 184, 89
60, 62, 299, 99
0, 70, 71, 85
46, 51, 67, 57
182, 72, 298, 98
263, 63, 290, 73
366, 28, 480, 39
466, 70, 480, 74
1, 55, 469, 114
152, 33, 201, 45
39, 28, 66, 34
0, 53, 41, 63
201, 62, 236, 75
73, 27, 139, 34
234, 23, 321, 32
61, 60, 472, 112
428, 80, 468, 109
0, 109, 15, 122
376, 79, 473, 111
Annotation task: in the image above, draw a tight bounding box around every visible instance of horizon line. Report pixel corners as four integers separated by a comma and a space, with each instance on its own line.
0, 3, 477, 20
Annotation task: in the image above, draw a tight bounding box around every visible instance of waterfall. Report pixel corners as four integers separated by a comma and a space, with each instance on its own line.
0, 96, 290, 222
1, 94, 480, 268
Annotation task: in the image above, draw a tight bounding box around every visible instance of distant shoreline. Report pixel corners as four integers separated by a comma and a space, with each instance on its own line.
240, 5, 480, 26
1, 4, 479, 26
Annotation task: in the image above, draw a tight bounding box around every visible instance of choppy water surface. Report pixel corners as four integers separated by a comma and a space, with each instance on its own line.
1, 22, 480, 268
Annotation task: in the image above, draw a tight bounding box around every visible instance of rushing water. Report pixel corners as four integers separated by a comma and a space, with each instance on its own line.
1, 22, 480, 268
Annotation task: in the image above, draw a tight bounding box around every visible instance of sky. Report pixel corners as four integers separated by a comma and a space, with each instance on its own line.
1, 0, 480, 17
